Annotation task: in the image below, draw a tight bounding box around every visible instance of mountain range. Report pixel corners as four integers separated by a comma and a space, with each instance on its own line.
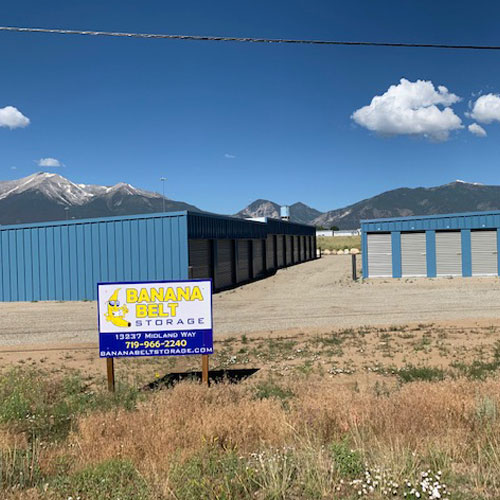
1, 173, 500, 229
235, 200, 322, 225
0, 172, 200, 225
236, 180, 500, 228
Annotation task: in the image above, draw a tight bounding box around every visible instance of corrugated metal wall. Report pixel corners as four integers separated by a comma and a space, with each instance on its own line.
362, 210, 500, 279
0, 213, 189, 302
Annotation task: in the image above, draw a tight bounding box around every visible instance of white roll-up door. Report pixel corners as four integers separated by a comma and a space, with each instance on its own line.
401, 233, 427, 277
436, 231, 462, 277
471, 230, 498, 276
367, 233, 392, 277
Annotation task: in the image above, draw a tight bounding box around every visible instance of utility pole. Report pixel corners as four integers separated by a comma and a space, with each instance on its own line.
160, 177, 167, 212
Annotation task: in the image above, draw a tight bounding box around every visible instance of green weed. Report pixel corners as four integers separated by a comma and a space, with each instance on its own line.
0, 367, 141, 442
0, 441, 43, 491
396, 364, 446, 383
52, 458, 149, 500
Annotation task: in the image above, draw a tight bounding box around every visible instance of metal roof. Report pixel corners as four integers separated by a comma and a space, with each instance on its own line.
0, 210, 315, 239
362, 210, 500, 232
361, 209, 500, 224
0, 210, 188, 232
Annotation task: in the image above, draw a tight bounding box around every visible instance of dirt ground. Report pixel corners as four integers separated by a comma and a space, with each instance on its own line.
2, 255, 500, 386
2, 254, 500, 345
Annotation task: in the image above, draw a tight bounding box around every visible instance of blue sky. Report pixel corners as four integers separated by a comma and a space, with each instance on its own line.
1, 0, 500, 213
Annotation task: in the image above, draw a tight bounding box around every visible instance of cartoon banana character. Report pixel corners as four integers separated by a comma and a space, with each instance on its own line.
105, 288, 131, 328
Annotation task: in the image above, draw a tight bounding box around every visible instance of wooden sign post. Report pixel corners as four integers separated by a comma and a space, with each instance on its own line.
202, 354, 209, 385
107, 357, 115, 392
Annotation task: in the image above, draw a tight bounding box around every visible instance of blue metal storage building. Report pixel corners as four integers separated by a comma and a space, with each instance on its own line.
0, 211, 316, 301
361, 210, 500, 278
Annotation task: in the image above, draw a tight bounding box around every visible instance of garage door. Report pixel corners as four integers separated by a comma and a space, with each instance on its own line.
253, 239, 265, 278
293, 236, 299, 263
276, 236, 284, 267
367, 233, 392, 277
266, 235, 275, 270
215, 240, 234, 289
237, 240, 250, 283
285, 236, 293, 265
436, 231, 462, 277
401, 233, 427, 277
188, 239, 212, 279
471, 230, 498, 276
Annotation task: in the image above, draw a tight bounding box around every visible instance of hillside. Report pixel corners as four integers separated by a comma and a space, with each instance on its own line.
311, 181, 500, 228
0, 172, 200, 225
235, 200, 322, 225
236, 181, 500, 228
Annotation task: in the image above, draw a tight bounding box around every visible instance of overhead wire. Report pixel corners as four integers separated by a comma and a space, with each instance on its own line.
0, 25, 499, 51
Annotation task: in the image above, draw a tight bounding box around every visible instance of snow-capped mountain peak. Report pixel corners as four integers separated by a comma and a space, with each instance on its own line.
0, 172, 95, 206
0, 172, 200, 225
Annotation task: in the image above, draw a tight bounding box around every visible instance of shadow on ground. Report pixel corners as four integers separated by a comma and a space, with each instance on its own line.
144, 368, 260, 390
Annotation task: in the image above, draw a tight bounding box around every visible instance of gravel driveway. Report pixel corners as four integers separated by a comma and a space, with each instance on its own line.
1, 255, 500, 346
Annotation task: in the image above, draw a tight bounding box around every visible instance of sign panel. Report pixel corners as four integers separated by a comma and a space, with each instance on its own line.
97, 280, 213, 358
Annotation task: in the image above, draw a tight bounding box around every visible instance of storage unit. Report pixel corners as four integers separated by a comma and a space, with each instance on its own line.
0, 211, 316, 301
215, 239, 234, 289
266, 235, 275, 271
276, 235, 285, 267
293, 236, 299, 263
362, 209, 500, 279
471, 230, 498, 276
401, 232, 427, 277
237, 240, 251, 283
253, 239, 265, 278
366, 233, 392, 277
436, 231, 462, 277
189, 239, 212, 279
285, 236, 293, 265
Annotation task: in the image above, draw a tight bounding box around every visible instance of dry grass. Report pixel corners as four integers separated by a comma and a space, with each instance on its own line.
3, 323, 500, 498
28, 376, 496, 498
317, 235, 361, 252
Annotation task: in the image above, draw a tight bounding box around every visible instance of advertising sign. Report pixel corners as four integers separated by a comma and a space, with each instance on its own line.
97, 280, 213, 358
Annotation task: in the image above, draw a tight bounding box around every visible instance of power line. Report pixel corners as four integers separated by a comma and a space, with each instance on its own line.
0, 25, 500, 51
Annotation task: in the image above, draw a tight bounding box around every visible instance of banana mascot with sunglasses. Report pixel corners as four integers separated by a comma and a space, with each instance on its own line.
105, 288, 131, 328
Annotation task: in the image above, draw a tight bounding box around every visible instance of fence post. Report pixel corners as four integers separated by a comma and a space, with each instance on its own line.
352, 253, 357, 281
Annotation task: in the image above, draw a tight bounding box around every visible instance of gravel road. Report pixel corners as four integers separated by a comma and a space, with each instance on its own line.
2, 255, 500, 346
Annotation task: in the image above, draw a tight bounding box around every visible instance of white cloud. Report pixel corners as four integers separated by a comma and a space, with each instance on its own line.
37, 157, 62, 167
224, 153, 236, 159
351, 78, 463, 141
468, 123, 487, 137
10, 166, 17, 170
0, 106, 30, 129
468, 93, 500, 124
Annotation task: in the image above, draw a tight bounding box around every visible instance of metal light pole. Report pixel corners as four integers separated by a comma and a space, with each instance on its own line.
160, 177, 167, 212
